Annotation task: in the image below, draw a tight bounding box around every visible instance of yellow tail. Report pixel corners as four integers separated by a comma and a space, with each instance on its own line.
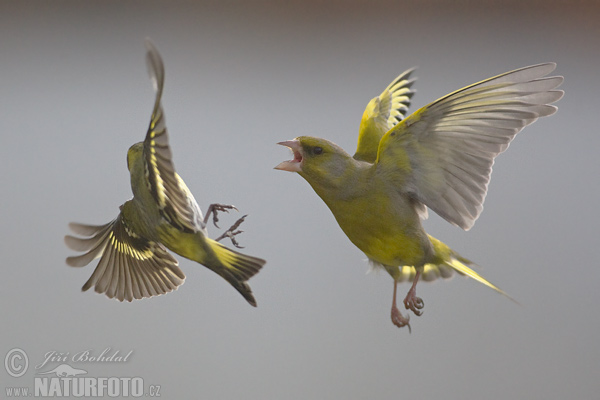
206, 238, 266, 307
445, 254, 517, 303
396, 236, 517, 303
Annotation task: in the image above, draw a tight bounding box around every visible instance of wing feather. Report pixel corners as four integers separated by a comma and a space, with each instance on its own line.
376, 63, 563, 230
65, 205, 186, 302
354, 68, 416, 163
143, 39, 205, 233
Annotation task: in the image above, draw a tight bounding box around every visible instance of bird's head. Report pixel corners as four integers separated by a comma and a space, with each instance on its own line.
127, 142, 144, 171
275, 136, 353, 190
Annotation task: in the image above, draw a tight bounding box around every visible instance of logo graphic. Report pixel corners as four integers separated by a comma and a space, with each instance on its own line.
5, 348, 28, 378
4, 347, 162, 397
36, 363, 88, 377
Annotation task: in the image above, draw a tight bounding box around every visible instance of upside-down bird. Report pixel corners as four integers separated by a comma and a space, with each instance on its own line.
66, 40, 265, 305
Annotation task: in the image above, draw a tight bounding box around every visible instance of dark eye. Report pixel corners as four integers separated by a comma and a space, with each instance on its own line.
313, 146, 323, 155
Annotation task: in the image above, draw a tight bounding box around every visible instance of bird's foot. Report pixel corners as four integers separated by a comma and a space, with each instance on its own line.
391, 304, 411, 333
215, 215, 247, 248
403, 289, 424, 316
205, 203, 238, 228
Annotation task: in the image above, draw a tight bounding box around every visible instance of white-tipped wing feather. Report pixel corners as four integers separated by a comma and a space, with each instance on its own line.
376, 63, 563, 230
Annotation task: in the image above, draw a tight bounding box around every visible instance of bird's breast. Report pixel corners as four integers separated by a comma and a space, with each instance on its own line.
324, 188, 431, 268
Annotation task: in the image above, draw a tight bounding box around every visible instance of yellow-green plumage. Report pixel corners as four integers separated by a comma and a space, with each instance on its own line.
65, 40, 265, 305
355, 68, 415, 163
277, 64, 562, 329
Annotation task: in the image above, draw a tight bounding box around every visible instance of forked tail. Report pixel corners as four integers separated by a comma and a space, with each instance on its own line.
207, 239, 266, 307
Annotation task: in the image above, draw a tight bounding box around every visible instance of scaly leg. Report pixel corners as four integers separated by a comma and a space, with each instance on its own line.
215, 215, 247, 248
391, 280, 411, 332
403, 270, 424, 316
204, 203, 238, 228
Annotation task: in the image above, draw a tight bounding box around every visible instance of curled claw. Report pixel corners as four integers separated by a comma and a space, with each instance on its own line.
227, 231, 244, 248
404, 296, 424, 316
204, 203, 239, 228
227, 215, 247, 232
215, 215, 247, 248
403, 269, 424, 316
391, 305, 411, 333
391, 280, 411, 333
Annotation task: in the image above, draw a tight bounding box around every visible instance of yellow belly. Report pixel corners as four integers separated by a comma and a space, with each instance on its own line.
157, 224, 209, 263
325, 192, 431, 267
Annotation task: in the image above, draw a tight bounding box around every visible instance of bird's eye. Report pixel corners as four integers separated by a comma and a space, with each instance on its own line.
313, 146, 323, 155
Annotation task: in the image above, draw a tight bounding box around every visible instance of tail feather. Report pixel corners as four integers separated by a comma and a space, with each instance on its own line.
395, 263, 455, 282
207, 239, 266, 307
420, 235, 519, 303
393, 256, 517, 304
390, 236, 518, 304
446, 255, 518, 304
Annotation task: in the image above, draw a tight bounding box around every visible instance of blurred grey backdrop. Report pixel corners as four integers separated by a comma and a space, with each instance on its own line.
1, 0, 599, 398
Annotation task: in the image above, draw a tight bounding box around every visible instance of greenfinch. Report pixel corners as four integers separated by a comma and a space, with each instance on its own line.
65, 40, 265, 305
276, 64, 563, 330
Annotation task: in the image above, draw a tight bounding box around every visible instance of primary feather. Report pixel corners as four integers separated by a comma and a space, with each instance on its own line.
377, 63, 563, 230
66, 40, 265, 304
355, 68, 416, 163
277, 63, 563, 329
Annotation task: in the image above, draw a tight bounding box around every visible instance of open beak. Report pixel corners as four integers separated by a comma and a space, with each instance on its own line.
275, 139, 303, 172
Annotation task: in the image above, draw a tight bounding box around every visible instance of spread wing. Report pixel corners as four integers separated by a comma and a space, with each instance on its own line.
376, 63, 564, 230
65, 206, 186, 302
354, 68, 416, 163
143, 39, 204, 233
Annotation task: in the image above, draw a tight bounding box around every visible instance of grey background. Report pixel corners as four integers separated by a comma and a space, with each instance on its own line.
1, 1, 598, 398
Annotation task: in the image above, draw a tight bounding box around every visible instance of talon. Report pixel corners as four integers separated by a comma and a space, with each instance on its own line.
403, 270, 424, 317
215, 215, 247, 248
404, 295, 424, 316
391, 279, 411, 332
228, 230, 245, 248
415, 297, 424, 309
391, 305, 411, 333
228, 215, 247, 233
204, 203, 239, 228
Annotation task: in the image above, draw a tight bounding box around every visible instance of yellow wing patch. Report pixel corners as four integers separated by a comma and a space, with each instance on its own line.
354, 68, 416, 163
142, 40, 204, 233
